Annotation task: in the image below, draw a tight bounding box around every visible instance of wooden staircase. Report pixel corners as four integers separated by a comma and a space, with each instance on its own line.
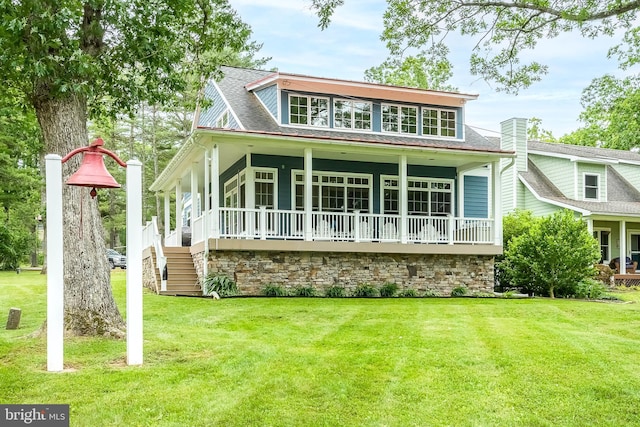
153, 247, 201, 296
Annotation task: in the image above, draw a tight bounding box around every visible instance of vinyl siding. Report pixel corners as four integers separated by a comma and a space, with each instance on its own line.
529, 155, 573, 197
198, 83, 228, 128
255, 85, 278, 120
577, 163, 606, 201
523, 187, 561, 216
612, 164, 640, 190
463, 175, 488, 218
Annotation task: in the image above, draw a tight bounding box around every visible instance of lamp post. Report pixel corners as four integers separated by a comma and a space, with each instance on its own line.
45, 138, 143, 372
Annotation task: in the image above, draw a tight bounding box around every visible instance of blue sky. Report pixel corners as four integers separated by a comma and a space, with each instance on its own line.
228, 0, 626, 138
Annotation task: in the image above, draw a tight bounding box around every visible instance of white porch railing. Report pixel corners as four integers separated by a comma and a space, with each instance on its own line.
176, 208, 495, 246
142, 216, 167, 291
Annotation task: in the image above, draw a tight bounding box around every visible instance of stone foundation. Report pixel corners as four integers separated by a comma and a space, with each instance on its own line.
201, 250, 494, 296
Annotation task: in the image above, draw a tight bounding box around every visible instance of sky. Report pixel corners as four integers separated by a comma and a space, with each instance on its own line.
227, 0, 628, 138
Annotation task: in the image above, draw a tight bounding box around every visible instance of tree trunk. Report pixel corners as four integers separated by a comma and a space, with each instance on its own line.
34, 93, 125, 337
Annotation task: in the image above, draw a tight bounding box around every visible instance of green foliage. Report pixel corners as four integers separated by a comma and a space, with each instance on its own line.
379, 282, 399, 298
399, 289, 418, 298
503, 210, 601, 298
451, 286, 468, 297
471, 291, 495, 298
497, 210, 538, 290
263, 284, 287, 297
325, 286, 346, 298
293, 286, 316, 297
202, 274, 238, 298
527, 117, 557, 142
352, 283, 379, 298
574, 279, 608, 300
422, 289, 441, 298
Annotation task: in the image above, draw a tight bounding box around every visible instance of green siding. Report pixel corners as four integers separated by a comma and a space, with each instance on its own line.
530, 155, 574, 197
612, 164, 640, 189
523, 186, 561, 216
577, 163, 607, 201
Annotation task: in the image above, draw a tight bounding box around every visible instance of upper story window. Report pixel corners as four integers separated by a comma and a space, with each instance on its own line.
382, 104, 417, 134
215, 110, 229, 128
422, 108, 457, 137
289, 95, 329, 127
334, 99, 372, 130
584, 173, 599, 200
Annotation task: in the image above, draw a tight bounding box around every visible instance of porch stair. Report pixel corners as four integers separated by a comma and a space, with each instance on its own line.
155, 247, 201, 296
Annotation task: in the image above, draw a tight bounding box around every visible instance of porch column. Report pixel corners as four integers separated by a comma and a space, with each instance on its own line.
175, 179, 183, 246
621, 220, 627, 274
492, 161, 502, 246
399, 155, 408, 244
203, 152, 210, 277
304, 148, 313, 241
586, 218, 593, 234
164, 191, 170, 240
246, 153, 255, 237
211, 145, 220, 239
190, 163, 199, 220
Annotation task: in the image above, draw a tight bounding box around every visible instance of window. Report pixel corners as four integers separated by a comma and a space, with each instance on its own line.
254, 169, 276, 208
289, 95, 329, 127
382, 177, 399, 215
334, 100, 372, 130
383, 176, 453, 216
215, 110, 229, 128
224, 172, 245, 208
422, 108, 457, 137
584, 174, 599, 200
593, 229, 610, 263
294, 171, 371, 212
382, 104, 417, 134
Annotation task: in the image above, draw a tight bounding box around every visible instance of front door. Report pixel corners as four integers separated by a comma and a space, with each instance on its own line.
630, 233, 640, 268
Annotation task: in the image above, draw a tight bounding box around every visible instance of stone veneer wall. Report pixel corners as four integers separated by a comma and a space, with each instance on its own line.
195, 250, 494, 296
142, 254, 158, 293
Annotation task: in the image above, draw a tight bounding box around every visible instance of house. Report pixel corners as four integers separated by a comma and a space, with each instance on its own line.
499, 118, 640, 275
142, 66, 515, 296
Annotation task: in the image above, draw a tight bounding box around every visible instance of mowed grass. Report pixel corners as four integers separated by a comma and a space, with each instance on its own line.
2, 271, 640, 426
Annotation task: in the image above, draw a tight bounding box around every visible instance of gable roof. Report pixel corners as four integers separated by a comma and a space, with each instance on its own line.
528, 140, 640, 164
194, 66, 509, 155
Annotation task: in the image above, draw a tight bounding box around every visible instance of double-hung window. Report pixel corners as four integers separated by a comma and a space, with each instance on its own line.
382, 104, 417, 134
289, 95, 329, 127
294, 172, 371, 213
422, 108, 457, 137
593, 229, 610, 263
382, 177, 453, 216
254, 169, 277, 209
584, 173, 599, 200
334, 99, 372, 130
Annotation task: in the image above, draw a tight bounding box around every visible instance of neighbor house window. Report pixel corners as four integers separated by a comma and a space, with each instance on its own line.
593, 229, 610, 263
422, 108, 457, 137
333, 99, 372, 130
382, 104, 417, 134
584, 174, 599, 200
289, 95, 329, 127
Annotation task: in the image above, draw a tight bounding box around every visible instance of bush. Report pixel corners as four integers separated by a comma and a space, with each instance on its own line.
502, 210, 600, 298
294, 286, 316, 297
352, 283, 379, 297
422, 289, 441, 298
325, 286, 346, 298
399, 289, 418, 298
201, 274, 238, 297
496, 210, 538, 290
573, 278, 607, 299
263, 284, 287, 297
379, 282, 399, 297
451, 286, 468, 297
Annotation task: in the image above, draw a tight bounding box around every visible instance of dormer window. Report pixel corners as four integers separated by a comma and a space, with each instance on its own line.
382, 104, 417, 134
422, 108, 457, 137
334, 99, 372, 130
584, 173, 599, 200
289, 95, 329, 127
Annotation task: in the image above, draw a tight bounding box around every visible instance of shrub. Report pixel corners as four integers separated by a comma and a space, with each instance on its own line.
399, 289, 418, 298
352, 283, 379, 297
325, 286, 346, 298
422, 289, 441, 298
202, 273, 238, 297
574, 278, 607, 299
502, 210, 600, 298
451, 286, 468, 297
379, 282, 399, 297
496, 210, 538, 290
294, 286, 316, 297
263, 284, 287, 297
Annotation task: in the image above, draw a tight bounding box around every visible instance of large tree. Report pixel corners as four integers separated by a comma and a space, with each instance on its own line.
0, 0, 254, 336
312, 1, 640, 94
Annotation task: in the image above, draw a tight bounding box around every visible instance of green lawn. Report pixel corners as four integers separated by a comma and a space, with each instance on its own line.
2, 270, 640, 426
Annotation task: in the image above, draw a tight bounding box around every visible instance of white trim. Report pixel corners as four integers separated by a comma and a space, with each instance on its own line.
381, 174, 455, 217
583, 172, 600, 202
252, 89, 279, 124
518, 175, 591, 216
211, 80, 245, 130
573, 162, 578, 199
381, 103, 418, 135
292, 169, 374, 213
593, 227, 611, 264
288, 93, 330, 128
528, 149, 619, 165
380, 175, 399, 215
253, 166, 278, 209
421, 106, 458, 139
333, 98, 373, 131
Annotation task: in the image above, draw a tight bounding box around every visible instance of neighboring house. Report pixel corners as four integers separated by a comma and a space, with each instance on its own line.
500, 118, 640, 274
143, 66, 515, 296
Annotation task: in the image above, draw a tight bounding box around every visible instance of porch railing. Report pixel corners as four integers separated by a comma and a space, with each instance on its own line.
142, 216, 167, 291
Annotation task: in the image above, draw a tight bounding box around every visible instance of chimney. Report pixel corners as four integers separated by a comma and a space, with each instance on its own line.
500, 118, 528, 214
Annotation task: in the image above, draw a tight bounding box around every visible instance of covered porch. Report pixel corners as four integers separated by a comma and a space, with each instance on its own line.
587, 216, 640, 275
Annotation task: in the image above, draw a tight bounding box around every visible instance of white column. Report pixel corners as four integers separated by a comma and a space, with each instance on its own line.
126, 160, 143, 366
191, 163, 199, 219
175, 179, 183, 245
399, 155, 408, 244
45, 154, 64, 372
211, 146, 220, 239
163, 192, 170, 240
492, 161, 503, 246
245, 154, 255, 237
203, 153, 210, 277
621, 220, 627, 274
304, 148, 313, 241
586, 218, 593, 234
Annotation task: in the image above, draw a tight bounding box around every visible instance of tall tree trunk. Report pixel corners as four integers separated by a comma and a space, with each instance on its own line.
34, 93, 125, 337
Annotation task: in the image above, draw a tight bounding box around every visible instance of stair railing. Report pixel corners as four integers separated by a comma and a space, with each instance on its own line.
150, 216, 167, 292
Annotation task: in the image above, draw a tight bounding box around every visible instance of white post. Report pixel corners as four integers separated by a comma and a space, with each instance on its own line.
399, 155, 408, 244
211, 146, 220, 239
126, 160, 143, 366
203, 153, 210, 278
304, 148, 313, 241
45, 154, 64, 372
354, 210, 361, 242
163, 192, 170, 240
175, 179, 183, 245
586, 218, 593, 234
260, 206, 267, 240
620, 220, 627, 274
191, 163, 199, 219
492, 161, 503, 246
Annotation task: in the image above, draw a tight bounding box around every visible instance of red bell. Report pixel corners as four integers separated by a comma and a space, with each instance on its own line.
62, 138, 126, 198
